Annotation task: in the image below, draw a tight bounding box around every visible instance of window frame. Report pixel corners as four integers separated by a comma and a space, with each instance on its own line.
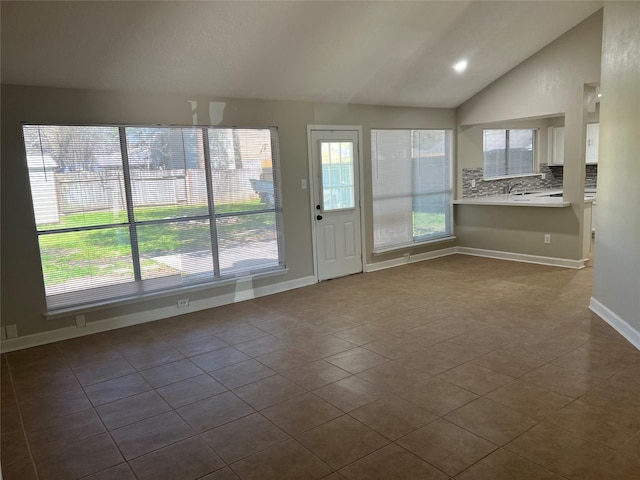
22, 123, 286, 314
482, 128, 537, 179
370, 128, 454, 253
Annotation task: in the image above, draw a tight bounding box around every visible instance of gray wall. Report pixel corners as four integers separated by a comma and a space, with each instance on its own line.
455, 10, 603, 261
1, 86, 456, 338
313, 103, 457, 266
457, 11, 603, 125
592, 2, 640, 338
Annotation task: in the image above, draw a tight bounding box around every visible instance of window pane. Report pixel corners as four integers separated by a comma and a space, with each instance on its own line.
125, 127, 209, 221
373, 198, 413, 249
372, 130, 412, 198
483, 129, 535, 178
483, 129, 507, 177
208, 128, 275, 212
372, 129, 452, 251
23, 125, 125, 230
413, 194, 448, 239
414, 130, 450, 195
39, 227, 134, 296
507, 129, 534, 175
23, 124, 285, 310
137, 220, 213, 280
217, 212, 279, 275
321, 141, 355, 211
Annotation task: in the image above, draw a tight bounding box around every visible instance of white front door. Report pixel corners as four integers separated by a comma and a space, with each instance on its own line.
309, 129, 363, 281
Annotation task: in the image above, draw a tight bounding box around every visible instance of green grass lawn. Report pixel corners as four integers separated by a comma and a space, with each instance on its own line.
413, 211, 446, 237
39, 200, 276, 287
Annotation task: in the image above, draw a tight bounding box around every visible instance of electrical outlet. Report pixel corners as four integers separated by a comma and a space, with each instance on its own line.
76, 315, 86, 328
544, 234, 551, 244
177, 298, 189, 308
541, 173, 546, 180
403, 252, 410, 262
471, 179, 476, 188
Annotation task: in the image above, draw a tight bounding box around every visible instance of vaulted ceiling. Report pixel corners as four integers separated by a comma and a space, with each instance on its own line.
1, 1, 602, 108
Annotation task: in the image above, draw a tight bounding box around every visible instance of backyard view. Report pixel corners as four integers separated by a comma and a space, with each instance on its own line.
413, 210, 447, 238
24, 124, 282, 303
371, 129, 452, 250
38, 202, 277, 294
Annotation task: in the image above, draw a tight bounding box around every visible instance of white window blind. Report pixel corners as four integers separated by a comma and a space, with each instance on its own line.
371, 129, 453, 252
22, 124, 284, 312
483, 129, 535, 178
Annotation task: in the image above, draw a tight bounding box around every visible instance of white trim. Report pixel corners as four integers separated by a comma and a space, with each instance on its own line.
45, 267, 289, 319
0, 275, 317, 353
367, 246, 586, 272
366, 247, 458, 272
372, 236, 457, 255
1, 245, 591, 353
589, 297, 640, 351
253, 275, 317, 298
456, 247, 586, 269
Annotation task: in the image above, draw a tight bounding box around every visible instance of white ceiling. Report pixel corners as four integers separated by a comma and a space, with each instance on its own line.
1, 1, 602, 108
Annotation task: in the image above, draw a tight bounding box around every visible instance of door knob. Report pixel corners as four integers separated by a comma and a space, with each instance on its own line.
316, 215, 323, 220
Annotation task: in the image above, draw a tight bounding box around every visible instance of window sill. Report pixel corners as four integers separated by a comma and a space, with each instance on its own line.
483, 173, 544, 181
372, 236, 457, 255
44, 267, 289, 320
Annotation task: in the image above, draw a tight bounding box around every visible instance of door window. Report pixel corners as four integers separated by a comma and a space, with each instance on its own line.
320, 141, 355, 211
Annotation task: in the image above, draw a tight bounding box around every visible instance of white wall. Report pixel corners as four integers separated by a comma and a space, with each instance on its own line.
591, 2, 640, 348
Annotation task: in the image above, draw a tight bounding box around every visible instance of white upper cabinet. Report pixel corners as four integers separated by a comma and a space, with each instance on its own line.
549, 126, 565, 165
586, 123, 599, 164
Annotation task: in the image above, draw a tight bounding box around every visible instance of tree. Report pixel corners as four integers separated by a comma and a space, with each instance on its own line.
23, 125, 120, 172
208, 128, 233, 170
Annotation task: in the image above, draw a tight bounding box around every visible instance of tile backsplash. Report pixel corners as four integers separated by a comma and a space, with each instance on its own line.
461, 164, 598, 197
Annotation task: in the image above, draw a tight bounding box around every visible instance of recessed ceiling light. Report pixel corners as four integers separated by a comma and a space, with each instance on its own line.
453, 60, 468, 73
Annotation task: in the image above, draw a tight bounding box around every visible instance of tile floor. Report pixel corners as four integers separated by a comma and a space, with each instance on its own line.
2, 255, 640, 479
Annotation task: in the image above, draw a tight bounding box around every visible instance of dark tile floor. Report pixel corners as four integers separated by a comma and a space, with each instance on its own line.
2, 255, 639, 479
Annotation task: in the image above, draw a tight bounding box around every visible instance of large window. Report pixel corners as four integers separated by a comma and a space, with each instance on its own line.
371, 129, 453, 252
483, 129, 535, 178
23, 124, 284, 311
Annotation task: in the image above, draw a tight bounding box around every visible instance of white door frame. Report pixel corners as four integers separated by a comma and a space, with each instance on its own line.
307, 125, 366, 281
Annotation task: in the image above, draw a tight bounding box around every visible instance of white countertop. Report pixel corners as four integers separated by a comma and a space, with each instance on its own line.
454, 189, 595, 207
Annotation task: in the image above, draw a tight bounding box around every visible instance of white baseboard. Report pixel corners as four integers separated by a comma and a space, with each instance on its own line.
0, 243, 589, 354
589, 297, 640, 351
0, 275, 317, 353
366, 247, 458, 272
367, 246, 584, 272
456, 247, 586, 269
